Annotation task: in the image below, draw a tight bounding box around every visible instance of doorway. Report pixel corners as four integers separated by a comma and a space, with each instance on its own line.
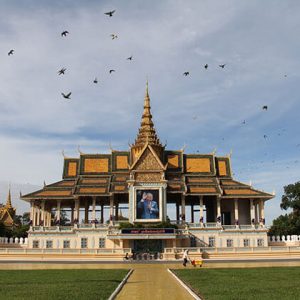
222, 212, 231, 225
133, 239, 163, 254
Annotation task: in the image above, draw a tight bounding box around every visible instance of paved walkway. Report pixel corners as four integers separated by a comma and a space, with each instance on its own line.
116, 264, 194, 300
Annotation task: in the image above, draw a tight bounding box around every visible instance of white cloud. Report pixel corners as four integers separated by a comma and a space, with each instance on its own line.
0, 1, 299, 221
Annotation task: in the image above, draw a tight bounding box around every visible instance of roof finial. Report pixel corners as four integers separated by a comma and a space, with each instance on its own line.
6, 186, 12, 208
145, 79, 149, 98
132, 82, 163, 149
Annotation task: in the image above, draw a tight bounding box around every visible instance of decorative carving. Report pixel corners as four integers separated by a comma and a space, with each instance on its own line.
134, 148, 162, 170
84, 158, 109, 173
68, 162, 77, 176
79, 187, 106, 194
167, 154, 179, 168
37, 190, 72, 196
81, 178, 108, 184
186, 158, 211, 173
218, 161, 227, 176
135, 173, 161, 182
116, 155, 128, 169
189, 187, 217, 193
224, 189, 259, 195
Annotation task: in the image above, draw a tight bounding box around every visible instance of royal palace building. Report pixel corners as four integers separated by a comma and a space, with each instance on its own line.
21, 84, 274, 255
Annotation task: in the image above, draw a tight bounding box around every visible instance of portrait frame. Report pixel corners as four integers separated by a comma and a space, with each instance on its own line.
133, 186, 163, 222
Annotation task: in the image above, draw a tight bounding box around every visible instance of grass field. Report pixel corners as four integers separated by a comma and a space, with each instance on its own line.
0, 269, 129, 300
173, 267, 300, 300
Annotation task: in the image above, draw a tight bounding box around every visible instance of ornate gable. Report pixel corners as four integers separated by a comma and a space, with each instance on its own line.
133, 146, 164, 171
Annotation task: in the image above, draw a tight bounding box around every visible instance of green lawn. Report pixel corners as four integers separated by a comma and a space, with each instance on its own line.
173, 267, 300, 300
0, 269, 129, 300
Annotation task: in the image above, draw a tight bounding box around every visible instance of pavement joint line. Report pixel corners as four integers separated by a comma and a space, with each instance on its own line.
168, 268, 202, 300
108, 269, 134, 300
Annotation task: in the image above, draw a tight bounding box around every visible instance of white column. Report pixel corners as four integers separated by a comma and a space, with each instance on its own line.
44, 210, 48, 227
74, 198, 80, 224
56, 200, 61, 224
110, 195, 114, 224
199, 196, 204, 225
259, 199, 265, 226
84, 201, 89, 224
41, 200, 46, 226
92, 196, 96, 221
250, 199, 255, 226
36, 205, 40, 226
30, 201, 34, 225
217, 197, 221, 224
234, 199, 239, 227
48, 210, 52, 227
32, 204, 36, 226
181, 194, 186, 222
71, 206, 74, 224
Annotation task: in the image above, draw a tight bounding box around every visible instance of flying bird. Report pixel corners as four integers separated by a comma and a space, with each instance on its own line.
8, 49, 14, 56
58, 68, 66, 75
93, 78, 98, 84
61, 92, 71, 99
204, 64, 208, 69
183, 72, 189, 76
242, 120, 246, 124
104, 10, 116, 17
110, 34, 118, 39
127, 56, 133, 60
61, 31, 69, 37
262, 105, 268, 110
263, 134, 267, 139
109, 69, 115, 74
219, 64, 226, 68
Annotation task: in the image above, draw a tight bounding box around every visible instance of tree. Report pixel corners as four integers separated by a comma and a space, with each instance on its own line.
269, 181, 300, 236
0, 222, 5, 236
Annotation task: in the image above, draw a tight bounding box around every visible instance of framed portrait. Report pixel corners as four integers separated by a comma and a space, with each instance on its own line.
135, 189, 160, 222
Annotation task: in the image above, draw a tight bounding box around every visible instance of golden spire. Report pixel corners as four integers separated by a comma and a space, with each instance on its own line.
133, 81, 163, 148
6, 187, 12, 208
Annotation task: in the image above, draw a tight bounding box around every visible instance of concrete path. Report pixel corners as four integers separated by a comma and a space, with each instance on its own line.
116, 264, 194, 300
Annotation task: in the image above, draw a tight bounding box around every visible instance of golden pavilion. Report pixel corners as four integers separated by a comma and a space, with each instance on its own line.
0, 189, 16, 227
21, 83, 274, 254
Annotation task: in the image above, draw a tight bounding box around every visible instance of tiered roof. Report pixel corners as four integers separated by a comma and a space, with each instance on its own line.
0, 189, 16, 226
21, 84, 274, 202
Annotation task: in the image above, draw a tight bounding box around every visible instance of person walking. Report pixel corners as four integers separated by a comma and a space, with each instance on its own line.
182, 249, 190, 267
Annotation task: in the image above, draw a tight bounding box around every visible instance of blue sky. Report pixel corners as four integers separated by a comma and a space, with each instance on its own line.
0, 0, 299, 224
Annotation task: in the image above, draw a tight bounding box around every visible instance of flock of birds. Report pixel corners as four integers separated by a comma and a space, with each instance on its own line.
6, 9, 134, 100
5, 8, 299, 174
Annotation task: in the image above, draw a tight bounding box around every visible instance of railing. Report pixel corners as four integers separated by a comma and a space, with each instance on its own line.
222, 225, 237, 230
29, 223, 265, 233
0, 248, 131, 255
201, 246, 300, 253
164, 247, 202, 254
0, 237, 28, 245
30, 224, 112, 232
269, 235, 300, 243
187, 223, 264, 230
164, 246, 300, 255
205, 222, 220, 228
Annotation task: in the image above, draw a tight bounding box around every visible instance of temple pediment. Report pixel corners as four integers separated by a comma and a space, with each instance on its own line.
130, 144, 166, 171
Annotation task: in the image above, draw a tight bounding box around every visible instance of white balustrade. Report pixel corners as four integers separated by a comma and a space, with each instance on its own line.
0, 237, 28, 245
